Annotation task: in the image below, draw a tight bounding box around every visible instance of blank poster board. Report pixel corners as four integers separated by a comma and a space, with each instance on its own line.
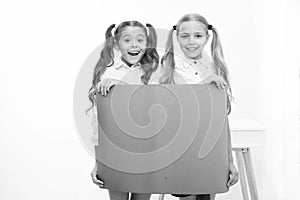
96, 84, 229, 194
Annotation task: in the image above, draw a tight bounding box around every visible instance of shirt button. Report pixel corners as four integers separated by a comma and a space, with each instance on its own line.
194, 61, 197, 64
195, 72, 198, 75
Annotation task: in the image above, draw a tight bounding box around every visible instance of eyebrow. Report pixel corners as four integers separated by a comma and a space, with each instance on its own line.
179, 32, 205, 36
121, 34, 132, 38
121, 34, 146, 39
136, 34, 145, 37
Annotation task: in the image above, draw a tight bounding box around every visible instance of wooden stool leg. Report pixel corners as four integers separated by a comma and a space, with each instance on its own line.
158, 194, 165, 200
243, 148, 259, 200
235, 149, 249, 200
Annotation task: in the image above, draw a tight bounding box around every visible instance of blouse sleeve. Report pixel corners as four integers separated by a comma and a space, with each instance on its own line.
148, 65, 162, 85
90, 106, 98, 146
100, 71, 107, 81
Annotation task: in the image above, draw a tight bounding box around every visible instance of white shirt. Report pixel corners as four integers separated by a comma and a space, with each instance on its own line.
91, 52, 214, 145
174, 51, 214, 84
149, 51, 214, 84
101, 57, 145, 85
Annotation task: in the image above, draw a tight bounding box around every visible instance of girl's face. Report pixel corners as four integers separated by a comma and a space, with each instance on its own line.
117, 26, 147, 65
177, 21, 209, 60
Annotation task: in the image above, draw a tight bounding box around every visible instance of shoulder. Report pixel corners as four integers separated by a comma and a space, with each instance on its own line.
201, 51, 215, 73
100, 55, 125, 79
148, 64, 163, 84
174, 54, 190, 71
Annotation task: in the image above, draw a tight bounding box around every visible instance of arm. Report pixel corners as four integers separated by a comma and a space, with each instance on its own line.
200, 73, 227, 89
90, 105, 104, 187
97, 78, 129, 96
227, 118, 234, 163
91, 147, 104, 188
90, 106, 98, 146
226, 117, 239, 187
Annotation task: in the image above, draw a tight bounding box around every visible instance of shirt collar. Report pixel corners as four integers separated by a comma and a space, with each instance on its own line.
180, 51, 212, 69
113, 56, 142, 70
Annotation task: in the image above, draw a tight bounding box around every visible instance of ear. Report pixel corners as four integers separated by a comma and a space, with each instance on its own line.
176, 34, 180, 42
114, 40, 119, 51
205, 34, 210, 45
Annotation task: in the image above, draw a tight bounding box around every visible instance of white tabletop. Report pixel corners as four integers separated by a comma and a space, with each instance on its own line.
228, 117, 266, 148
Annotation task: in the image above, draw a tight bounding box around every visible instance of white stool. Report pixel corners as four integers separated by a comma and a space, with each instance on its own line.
158, 194, 165, 200
233, 147, 259, 200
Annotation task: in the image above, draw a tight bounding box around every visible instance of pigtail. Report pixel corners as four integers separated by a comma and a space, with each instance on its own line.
146, 23, 157, 49
139, 23, 159, 85
210, 26, 233, 114
159, 27, 176, 84
86, 24, 116, 114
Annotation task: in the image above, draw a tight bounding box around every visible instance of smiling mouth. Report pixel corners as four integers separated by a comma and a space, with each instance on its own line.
128, 50, 141, 56
186, 47, 199, 51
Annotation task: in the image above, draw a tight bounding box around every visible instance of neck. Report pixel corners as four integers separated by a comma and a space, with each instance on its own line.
191, 54, 203, 61
185, 53, 203, 61
121, 57, 134, 67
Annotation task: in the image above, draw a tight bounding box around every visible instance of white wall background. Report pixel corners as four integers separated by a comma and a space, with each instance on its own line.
0, 0, 299, 200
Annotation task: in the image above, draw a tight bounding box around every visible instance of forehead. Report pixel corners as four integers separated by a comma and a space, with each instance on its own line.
178, 21, 206, 33
120, 26, 146, 37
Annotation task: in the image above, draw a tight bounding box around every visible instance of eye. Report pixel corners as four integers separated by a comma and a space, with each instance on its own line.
124, 38, 130, 43
195, 34, 203, 38
181, 35, 188, 39
138, 38, 144, 43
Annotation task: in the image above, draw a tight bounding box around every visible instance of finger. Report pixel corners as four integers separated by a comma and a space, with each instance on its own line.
91, 172, 104, 183
107, 79, 118, 92
221, 83, 225, 89
219, 80, 224, 89
91, 87, 95, 94
100, 82, 105, 96
228, 173, 239, 186
95, 177, 104, 185
107, 80, 116, 92
99, 184, 105, 188
103, 80, 111, 96
229, 177, 237, 186
91, 174, 105, 185
96, 82, 101, 93
210, 81, 217, 88
106, 79, 117, 94
227, 173, 235, 187
93, 178, 104, 186
227, 177, 235, 187
216, 82, 222, 89
107, 80, 114, 94
90, 173, 101, 182
222, 80, 227, 88
227, 177, 233, 187
234, 173, 239, 184
101, 80, 109, 96
98, 80, 106, 93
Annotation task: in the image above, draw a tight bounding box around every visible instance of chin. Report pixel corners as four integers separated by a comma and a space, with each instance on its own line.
184, 54, 196, 59
186, 53, 202, 59
127, 58, 140, 65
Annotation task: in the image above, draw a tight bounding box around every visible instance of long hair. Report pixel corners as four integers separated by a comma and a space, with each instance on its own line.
160, 13, 233, 114
86, 21, 159, 113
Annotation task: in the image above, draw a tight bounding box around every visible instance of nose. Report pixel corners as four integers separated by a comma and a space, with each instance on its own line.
188, 36, 196, 44
131, 40, 138, 48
